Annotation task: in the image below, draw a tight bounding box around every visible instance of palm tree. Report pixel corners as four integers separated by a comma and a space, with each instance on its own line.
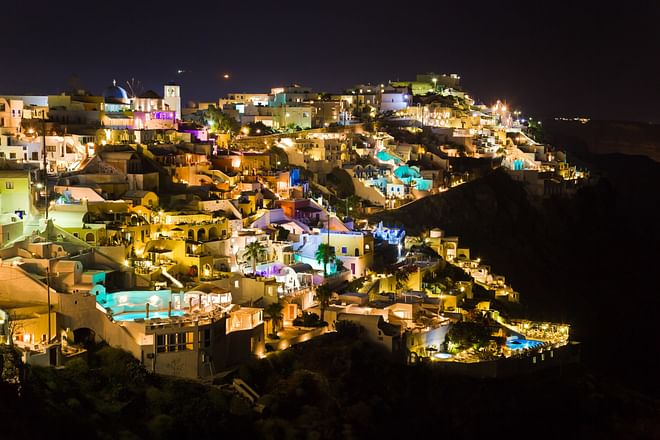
245, 241, 266, 274
315, 243, 335, 277
264, 301, 284, 337
315, 284, 333, 323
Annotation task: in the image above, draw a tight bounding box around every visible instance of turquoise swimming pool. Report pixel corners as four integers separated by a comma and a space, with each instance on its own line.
506, 338, 543, 350
98, 290, 181, 321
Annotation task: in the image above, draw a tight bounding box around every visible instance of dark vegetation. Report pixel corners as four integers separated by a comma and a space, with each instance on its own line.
3, 335, 659, 439
1, 346, 257, 439
292, 311, 324, 327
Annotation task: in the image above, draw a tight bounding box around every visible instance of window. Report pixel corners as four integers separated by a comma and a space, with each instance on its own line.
341, 246, 347, 254
5, 182, 13, 189
9, 153, 15, 160
157, 332, 194, 353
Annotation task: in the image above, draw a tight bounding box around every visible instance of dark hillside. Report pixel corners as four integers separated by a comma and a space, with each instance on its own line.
371, 165, 660, 397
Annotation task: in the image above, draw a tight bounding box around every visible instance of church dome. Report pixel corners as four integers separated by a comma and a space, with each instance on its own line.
104, 80, 129, 101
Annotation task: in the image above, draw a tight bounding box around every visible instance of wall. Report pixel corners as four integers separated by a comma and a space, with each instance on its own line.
351, 177, 386, 206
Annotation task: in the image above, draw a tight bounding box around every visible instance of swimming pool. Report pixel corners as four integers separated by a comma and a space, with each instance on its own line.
506, 338, 543, 350
98, 290, 181, 321
433, 352, 453, 360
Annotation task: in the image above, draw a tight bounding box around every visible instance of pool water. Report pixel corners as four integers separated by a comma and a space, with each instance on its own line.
506, 338, 543, 350
98, 290, 183, 322
433, 352, 453, 359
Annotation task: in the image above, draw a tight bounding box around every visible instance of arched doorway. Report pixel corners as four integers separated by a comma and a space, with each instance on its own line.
197, 229, 206, 242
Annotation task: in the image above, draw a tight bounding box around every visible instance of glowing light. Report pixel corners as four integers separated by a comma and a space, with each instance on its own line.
223, 73, 230, 79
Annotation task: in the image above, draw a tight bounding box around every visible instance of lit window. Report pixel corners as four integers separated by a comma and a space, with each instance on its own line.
5, 181, 13, 189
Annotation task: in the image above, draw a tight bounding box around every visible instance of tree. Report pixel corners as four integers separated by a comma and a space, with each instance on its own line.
245, 241, 266, 275
265, 301, 284, 337
204, 105, 240, 135
315, 284, 333, 323
315, 243, 335, 277
334, 257, 346, 273
447, 321, 492, 350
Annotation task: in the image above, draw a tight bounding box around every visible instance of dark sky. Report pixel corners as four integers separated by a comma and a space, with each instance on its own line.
1, 0, 659, 122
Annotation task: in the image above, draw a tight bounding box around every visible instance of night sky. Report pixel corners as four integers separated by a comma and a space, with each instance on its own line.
2, 0, 659, 122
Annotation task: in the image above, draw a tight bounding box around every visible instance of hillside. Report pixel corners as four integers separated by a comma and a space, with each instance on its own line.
3, 338, 659, 439
371, 162, 660, 397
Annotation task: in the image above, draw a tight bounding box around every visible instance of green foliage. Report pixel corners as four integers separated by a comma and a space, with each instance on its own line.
315, 243, 335, 277
315, 284, 333, 322
265, 301, 285, 336
245, 240, 266, 274
293, 311, 323, 327
446, 321, 492, 349
204, 105, 240, 135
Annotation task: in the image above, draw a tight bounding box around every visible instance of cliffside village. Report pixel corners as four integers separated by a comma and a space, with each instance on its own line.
0, 73, 580, 379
